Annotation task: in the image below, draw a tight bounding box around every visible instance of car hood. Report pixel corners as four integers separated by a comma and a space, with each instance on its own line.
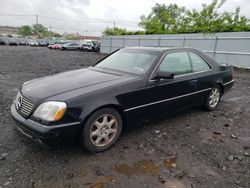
21, 67, 129, 101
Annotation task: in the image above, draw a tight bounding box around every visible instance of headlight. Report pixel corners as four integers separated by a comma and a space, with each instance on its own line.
33, 101, 67, 122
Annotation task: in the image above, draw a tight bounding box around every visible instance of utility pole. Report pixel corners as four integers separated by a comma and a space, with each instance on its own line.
49, 26, 52, 37
36, 15, 39, 25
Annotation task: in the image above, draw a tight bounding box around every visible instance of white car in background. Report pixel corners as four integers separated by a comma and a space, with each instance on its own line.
80, 40, 94, 51
28, 40, 38, 46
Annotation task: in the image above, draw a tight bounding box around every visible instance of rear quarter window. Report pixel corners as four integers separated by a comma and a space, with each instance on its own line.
189, 52, 211, 72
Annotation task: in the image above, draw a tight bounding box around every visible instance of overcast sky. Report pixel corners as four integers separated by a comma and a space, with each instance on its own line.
0, 0, 249, 36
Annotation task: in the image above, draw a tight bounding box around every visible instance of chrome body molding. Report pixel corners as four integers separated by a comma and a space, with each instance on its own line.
223, 79, 234, 86
125, 88, 212, 112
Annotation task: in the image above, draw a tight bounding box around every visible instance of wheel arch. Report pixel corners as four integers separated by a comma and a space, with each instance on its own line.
217, 83, 224, 95
85, 104, 125, 125
74, 103, 126, 143
214, 80, 224, 95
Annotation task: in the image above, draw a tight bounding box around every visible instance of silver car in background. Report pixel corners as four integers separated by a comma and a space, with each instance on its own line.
60, 42, 82, 50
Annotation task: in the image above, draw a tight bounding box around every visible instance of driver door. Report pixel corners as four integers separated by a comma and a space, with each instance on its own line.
146, 51, 198, 112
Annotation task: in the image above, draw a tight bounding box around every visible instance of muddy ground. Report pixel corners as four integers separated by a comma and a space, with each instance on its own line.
0, 46, 249, 188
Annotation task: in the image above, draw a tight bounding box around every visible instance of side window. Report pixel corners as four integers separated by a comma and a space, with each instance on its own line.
159, 52, 191, 76
189, 52, 211, 72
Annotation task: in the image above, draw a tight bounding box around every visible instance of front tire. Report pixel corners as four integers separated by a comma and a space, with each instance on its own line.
204, 86, 221, 111
82, 108, 122, 152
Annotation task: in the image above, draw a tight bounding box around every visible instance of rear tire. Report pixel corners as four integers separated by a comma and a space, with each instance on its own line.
81, 108, 123, 153
204, 86, 221, 111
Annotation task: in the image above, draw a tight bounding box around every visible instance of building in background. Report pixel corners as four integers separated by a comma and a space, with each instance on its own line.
0, 26, 19, 35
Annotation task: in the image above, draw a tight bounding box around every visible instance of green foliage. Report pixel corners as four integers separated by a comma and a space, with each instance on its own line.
50, 32, 61, 38
65, 34, 77, 40
32, 24, 49, 38
138, 0, 250, 34
103, 27, 145, 36
103, 27, 127, 35
17, 24, 61, 38
18, 25, 32, 36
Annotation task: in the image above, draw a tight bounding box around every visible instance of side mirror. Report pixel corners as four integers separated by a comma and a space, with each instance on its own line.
153, 71, 174, 80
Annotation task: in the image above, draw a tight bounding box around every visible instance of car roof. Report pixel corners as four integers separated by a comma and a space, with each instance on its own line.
122, 47, 220, 68
123, 47, 200, 53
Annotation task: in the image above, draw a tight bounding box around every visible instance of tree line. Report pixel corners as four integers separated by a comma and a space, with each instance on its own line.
103, 0, 250, 36
18, 24, 61, 38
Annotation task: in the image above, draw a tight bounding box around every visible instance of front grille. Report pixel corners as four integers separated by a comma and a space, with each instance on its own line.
16, 93, 34, 117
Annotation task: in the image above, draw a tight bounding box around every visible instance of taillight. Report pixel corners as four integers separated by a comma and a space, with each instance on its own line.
232, 66, 235, 79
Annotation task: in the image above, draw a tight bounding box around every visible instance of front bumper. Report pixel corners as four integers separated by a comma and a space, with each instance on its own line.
11, 104, 81, 148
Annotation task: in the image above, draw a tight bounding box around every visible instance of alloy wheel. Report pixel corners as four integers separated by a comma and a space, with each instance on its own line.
209, 88, 220, 108
90, 114, 118, 147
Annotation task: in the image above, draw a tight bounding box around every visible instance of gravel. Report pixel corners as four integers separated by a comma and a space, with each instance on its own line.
0, 46, 250, 187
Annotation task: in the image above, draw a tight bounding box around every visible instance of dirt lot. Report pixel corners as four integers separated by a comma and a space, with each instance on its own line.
0, 46, 250, 188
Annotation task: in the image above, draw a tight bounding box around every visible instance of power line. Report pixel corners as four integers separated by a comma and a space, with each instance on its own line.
39, 15, 138, 24
39, 15, 111, 24
0, 14, 140, 28
0, 14, 139, 24
51, 26, 102, 32
0, 14, 35, 17
39, 15, 139, 28
0, 14, 142, 35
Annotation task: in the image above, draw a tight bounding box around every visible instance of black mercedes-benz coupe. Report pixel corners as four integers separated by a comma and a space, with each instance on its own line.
11, 47, 234, 152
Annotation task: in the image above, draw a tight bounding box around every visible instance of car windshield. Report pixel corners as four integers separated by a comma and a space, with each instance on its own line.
95, 50, 159, 75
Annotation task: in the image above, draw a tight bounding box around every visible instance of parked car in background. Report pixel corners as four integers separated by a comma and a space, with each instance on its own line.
47, 41, 55, 48
49, 42, 66, 49
9, 38, 18, 46
19, 39, 28, 46
28, 40, 38, 46
0, 38, 6, 45
47, 44, 53, 49
50, 43, 61, 49
38, 40, 48, 47
11, 47, 234, 152
92, 40, 100, 52
61, 42, 82, 50
80, 40, 94, 52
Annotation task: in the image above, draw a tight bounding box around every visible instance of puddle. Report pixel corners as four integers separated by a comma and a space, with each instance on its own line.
138, 159, 159, 175
90, 175, 113, 188
115, 163, 141, 174
163, 156, 177, 169
115, 158, 176, 176
165, 180, 185, 188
